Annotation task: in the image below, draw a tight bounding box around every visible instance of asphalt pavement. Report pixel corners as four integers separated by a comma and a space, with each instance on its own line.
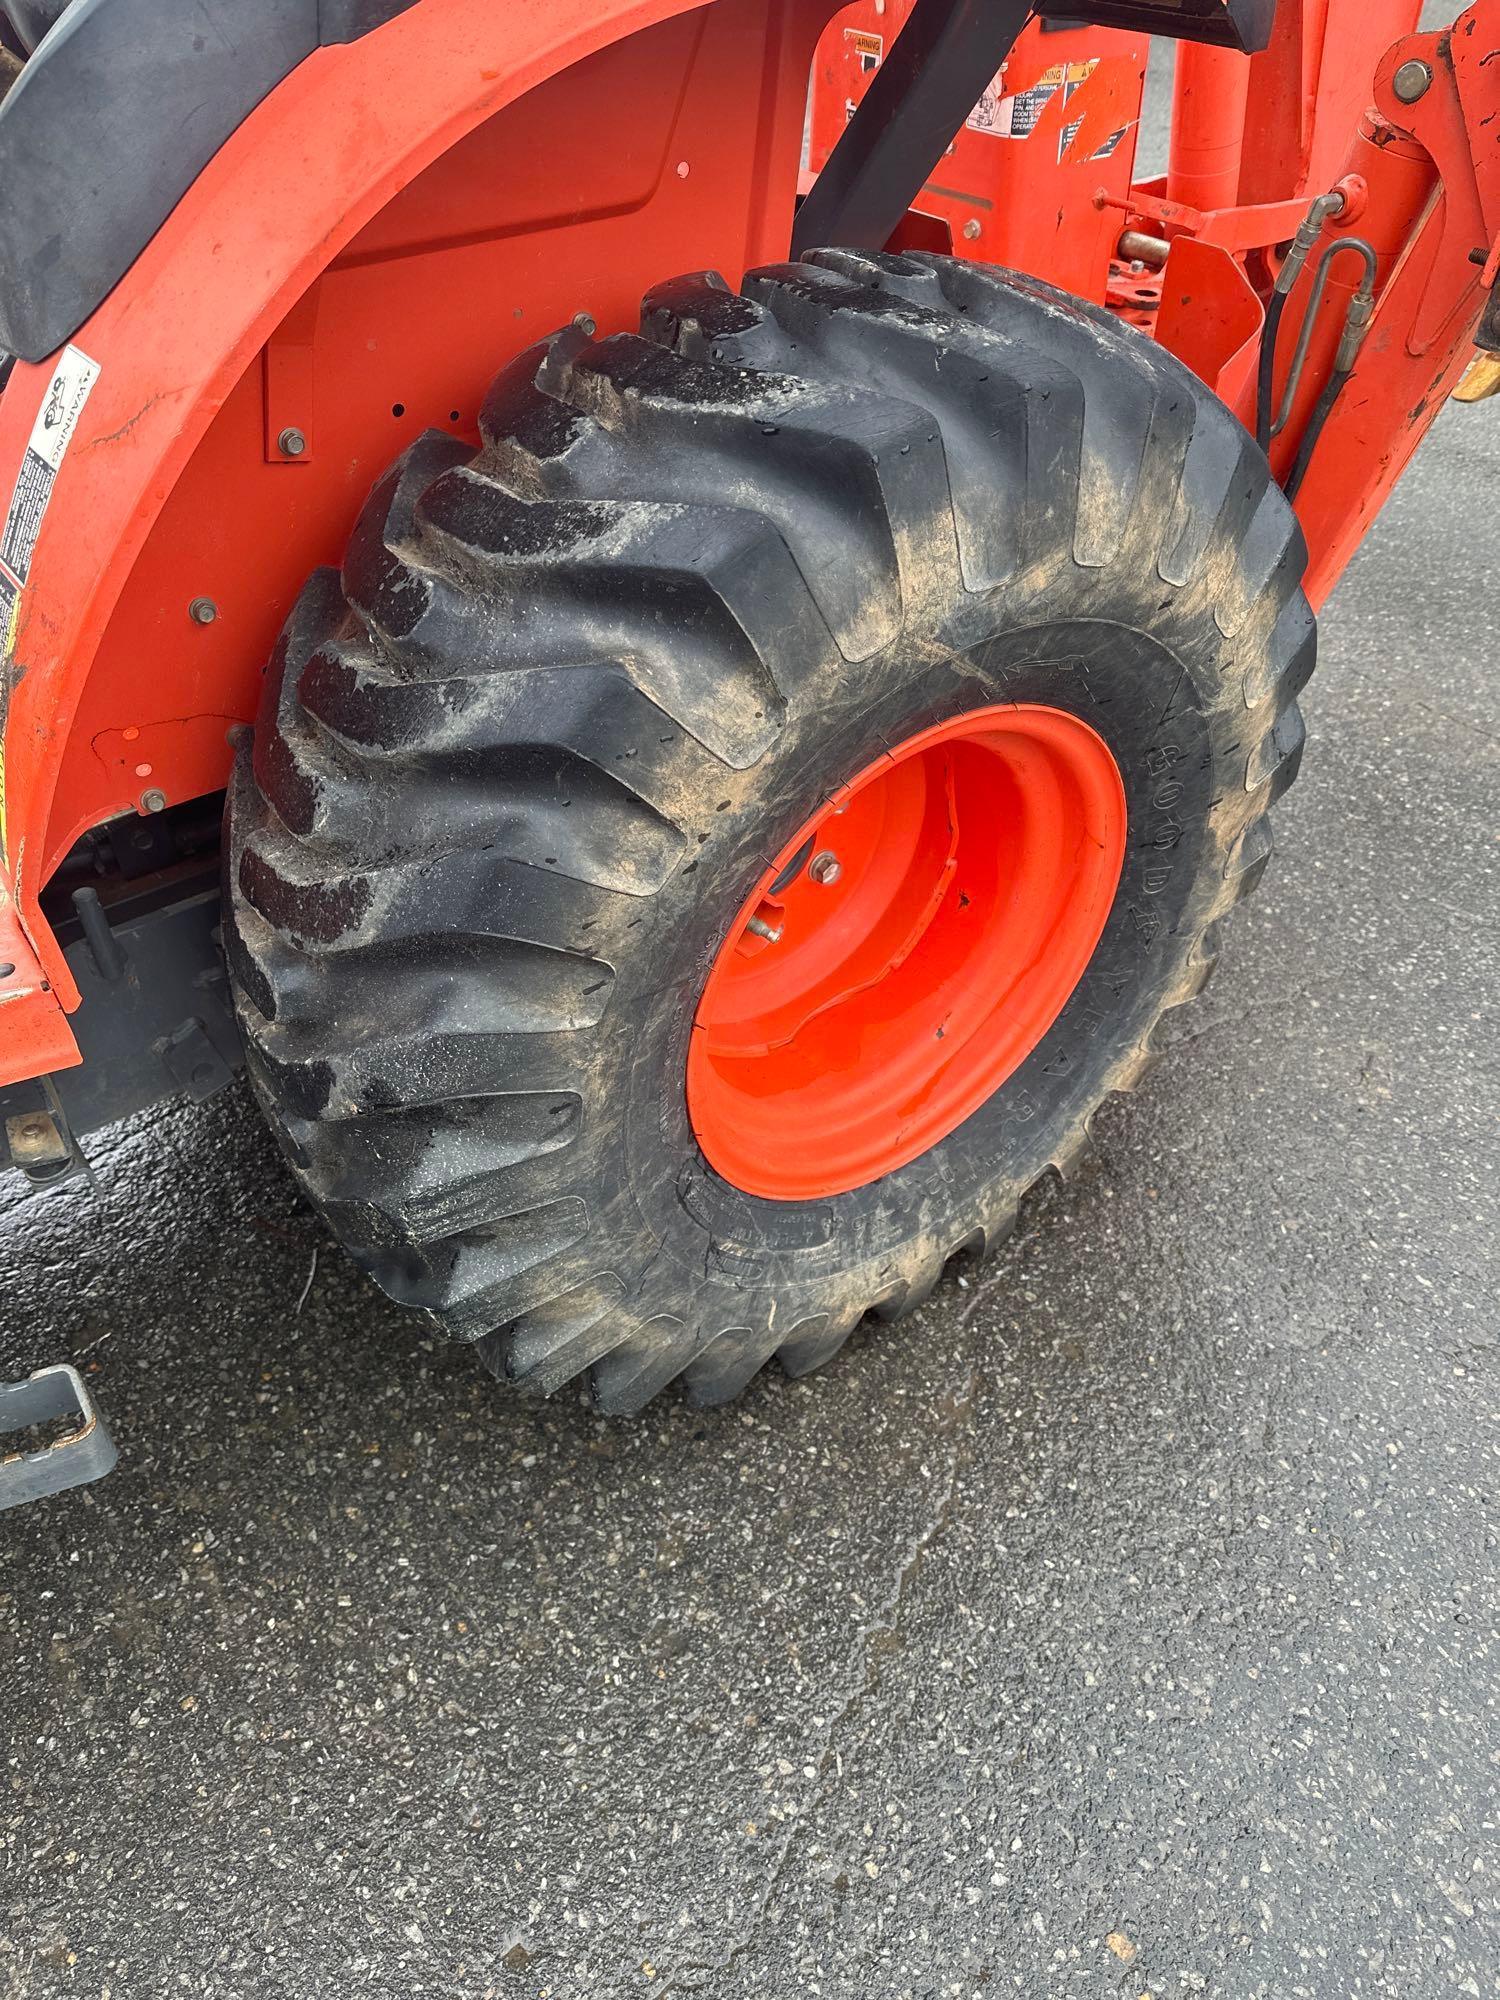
3, 75, 1498, 2000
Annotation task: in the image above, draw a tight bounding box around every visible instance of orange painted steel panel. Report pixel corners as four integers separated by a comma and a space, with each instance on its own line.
1154, 236, 1263, 419
1295, 17, 1500, 604
55, 3, 808, 870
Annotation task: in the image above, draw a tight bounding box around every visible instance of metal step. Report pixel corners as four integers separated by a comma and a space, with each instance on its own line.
0, 1362, 117, 1511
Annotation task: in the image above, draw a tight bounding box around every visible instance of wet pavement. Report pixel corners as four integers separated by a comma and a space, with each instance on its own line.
2, 75, 1498, 2000
4, 395, 1496, 1999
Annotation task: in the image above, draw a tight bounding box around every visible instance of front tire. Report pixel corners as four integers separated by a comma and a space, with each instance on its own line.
224, 249, 1313, 1412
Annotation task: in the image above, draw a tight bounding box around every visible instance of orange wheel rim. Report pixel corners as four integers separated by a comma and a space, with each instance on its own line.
687, 704, 1128, 1201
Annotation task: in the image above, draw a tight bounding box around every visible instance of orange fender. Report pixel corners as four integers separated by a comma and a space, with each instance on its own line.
0, 0, 828, 1084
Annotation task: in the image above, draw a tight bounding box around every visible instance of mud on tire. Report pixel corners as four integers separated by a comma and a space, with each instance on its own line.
224, 249, 1314, 1412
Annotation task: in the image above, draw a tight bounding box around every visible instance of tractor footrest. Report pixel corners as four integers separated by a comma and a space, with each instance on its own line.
0, 1364, 117, 1511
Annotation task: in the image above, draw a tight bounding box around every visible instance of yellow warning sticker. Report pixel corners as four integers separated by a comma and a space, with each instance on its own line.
967, 57, 1099, 140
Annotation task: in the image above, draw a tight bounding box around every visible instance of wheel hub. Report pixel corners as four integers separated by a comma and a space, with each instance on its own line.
687, 704, 1128, 1201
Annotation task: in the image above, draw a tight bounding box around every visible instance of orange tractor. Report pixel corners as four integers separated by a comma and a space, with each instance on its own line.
0, 0, 1496, 1491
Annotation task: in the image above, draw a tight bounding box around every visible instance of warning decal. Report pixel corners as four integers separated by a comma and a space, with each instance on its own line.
1, 343, 100, 588
0, 567, 16, 862
967, 58, 1099, 143
0, 343, 99, 860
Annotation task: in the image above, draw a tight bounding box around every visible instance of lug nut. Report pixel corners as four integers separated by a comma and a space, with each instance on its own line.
808, 850, 842, 886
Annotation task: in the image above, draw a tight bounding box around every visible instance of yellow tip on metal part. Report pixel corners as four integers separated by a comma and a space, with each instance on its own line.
1452, 352, 1500, 403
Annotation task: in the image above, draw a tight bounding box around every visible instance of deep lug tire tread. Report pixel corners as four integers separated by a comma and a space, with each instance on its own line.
226, 250, 1312, 1412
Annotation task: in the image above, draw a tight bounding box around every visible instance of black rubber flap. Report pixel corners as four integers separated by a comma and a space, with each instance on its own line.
0, 0, 418, 361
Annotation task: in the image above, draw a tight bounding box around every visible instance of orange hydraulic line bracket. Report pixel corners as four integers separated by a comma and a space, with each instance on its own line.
1293, 2, 1500, 606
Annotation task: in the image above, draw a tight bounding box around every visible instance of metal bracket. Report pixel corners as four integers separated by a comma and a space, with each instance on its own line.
1037, 0, 1273, 50
0, 1364, 117, 1511
0, 1074, 90, 1188
1, 871, 243, 1183
159, 1014, 237, 1100
792, 0, 1035, 258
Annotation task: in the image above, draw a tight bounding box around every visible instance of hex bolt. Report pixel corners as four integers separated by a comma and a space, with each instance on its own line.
188, 597, 218, 626
808, 850, 842, 886
140, 788, 167, 815
278, 426, 308, 458
1392, 58, 1432, 103
962, 219, 982, 241
6, 1108, 68, 1170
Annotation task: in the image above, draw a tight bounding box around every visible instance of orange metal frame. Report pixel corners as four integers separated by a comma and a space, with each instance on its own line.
0, 0, 1497, 1091
807, 11, 1152, 299
812, 0, 1500, 604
